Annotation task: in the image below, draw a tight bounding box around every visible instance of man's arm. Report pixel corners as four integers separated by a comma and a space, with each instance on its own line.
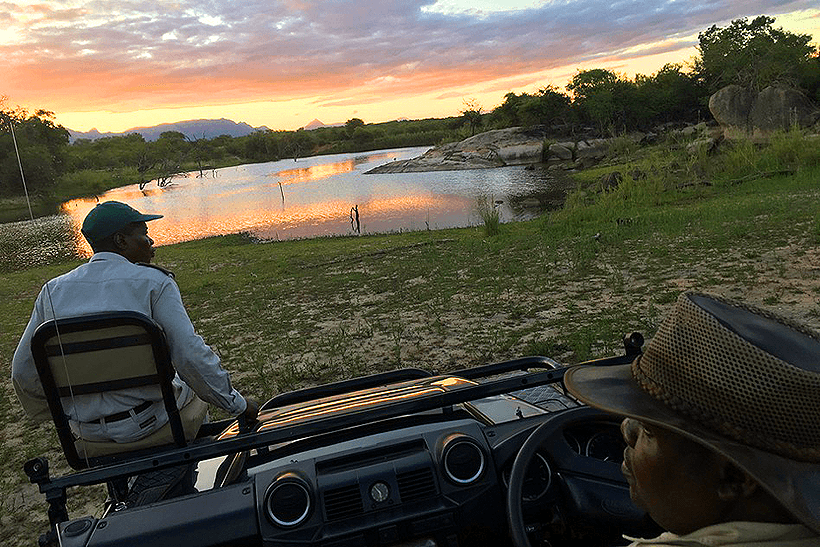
11, 287, 52, 422
151, 278, 247, 415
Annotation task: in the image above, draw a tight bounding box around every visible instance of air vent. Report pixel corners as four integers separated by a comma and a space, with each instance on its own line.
397, 468, 436, 502
442, 436, 485, 485
265, 477, 312, 527
323, 484, 363, 521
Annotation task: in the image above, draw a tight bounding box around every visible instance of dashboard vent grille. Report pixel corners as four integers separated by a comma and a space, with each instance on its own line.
397, 468, 436, 502
323, 485, 363, 521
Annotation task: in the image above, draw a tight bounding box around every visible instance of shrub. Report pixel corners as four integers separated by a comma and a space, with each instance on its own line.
474, 195, 501, 236
54, 168, 139, 200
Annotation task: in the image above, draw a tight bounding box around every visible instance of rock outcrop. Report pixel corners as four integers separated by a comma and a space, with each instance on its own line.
366, 120, 725, 174
709, 85, 820, 139
365, 126, 548, 173
546, 139, 610, 167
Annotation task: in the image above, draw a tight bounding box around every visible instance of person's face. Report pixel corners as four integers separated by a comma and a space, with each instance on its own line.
620, 417, 726, 535
117, 221, 155, 263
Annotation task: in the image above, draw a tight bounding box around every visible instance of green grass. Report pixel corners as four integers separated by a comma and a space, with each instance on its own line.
2, 131, 820, 544
52, 168, 140, 201
474, 195, 502, 237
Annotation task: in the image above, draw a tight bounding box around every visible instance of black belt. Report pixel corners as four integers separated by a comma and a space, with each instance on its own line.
94, 400, 154, 423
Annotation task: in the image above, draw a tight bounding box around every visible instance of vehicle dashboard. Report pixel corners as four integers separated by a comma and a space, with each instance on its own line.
40, 352, 658, 547
57, 404, 643, 547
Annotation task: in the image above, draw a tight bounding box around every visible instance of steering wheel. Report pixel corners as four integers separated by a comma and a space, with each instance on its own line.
506, 406, 634, 547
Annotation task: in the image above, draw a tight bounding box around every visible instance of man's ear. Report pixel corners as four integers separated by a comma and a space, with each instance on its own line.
112, 231, 127, 250
716, 460, 758, 501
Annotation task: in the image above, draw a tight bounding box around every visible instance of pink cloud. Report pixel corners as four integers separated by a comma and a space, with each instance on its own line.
2, 0, 817, 129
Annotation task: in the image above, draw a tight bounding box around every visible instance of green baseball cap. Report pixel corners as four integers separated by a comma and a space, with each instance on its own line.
81, 201, 163, 244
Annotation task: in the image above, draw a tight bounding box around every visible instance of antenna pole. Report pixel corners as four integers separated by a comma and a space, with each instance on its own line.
8, 118, 34, 220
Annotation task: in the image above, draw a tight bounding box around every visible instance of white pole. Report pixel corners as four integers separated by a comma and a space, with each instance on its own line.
8, 119, 34, 220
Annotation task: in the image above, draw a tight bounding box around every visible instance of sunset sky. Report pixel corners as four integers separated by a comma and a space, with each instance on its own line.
2, 1, 819, 133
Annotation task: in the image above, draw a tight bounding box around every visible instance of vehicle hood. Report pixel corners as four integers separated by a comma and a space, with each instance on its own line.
217, 376, 478, 440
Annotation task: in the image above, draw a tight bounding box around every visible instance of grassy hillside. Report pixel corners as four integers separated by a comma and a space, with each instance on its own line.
1, 130, 819, 544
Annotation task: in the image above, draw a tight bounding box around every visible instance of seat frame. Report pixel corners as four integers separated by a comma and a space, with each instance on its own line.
31, 311, 187, 470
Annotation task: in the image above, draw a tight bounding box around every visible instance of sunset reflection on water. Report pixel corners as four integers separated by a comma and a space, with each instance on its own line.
274, 151, 396, 185
62, 188, 466, 258
8, 146, 561, 268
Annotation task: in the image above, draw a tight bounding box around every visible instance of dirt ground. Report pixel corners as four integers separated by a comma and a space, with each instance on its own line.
2, 236, 819, 546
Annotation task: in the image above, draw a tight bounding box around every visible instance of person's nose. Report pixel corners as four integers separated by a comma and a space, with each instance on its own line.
621, 418, 638, 447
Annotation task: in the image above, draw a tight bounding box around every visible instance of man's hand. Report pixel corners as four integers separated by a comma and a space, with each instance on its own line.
238, 397, 260, 433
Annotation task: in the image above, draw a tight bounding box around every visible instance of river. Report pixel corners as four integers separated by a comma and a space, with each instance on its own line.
1, 146, 573, 272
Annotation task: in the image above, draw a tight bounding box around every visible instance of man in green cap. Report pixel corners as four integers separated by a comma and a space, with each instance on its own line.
563, 292, 820, 546
12, 201, 258, 445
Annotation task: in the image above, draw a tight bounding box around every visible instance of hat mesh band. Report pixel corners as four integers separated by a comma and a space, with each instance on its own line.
631, 293, 820, 463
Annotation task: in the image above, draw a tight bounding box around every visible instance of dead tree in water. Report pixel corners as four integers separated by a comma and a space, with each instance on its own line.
140, 158, 186, 189
136, 148, 156, 189
187, 133, 214, 178
350, 205, 361, 234
137, 131, 189, 190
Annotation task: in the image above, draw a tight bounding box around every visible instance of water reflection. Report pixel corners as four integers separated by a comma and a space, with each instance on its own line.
1, 146, 571, 272
274, 151, 397, 185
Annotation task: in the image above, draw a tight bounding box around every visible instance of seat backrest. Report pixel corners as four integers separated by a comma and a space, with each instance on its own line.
30, 311, 187, 469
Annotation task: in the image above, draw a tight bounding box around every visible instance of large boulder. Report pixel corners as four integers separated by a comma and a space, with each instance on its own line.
708, 85, 756, 137
749, 87, 819, 135
575, 139, 609, 160
709, 85, 820, 139
544, 139, 611, 168
548, 142, 574, 161
495, 142, 544, 164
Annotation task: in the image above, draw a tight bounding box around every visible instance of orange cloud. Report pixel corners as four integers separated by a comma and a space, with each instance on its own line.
3, 1, 816, 132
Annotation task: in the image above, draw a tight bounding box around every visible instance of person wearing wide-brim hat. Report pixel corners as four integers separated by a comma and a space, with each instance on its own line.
564, 292, 820, 546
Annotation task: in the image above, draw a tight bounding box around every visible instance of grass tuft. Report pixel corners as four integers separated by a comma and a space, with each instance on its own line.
474, 195, 501, 237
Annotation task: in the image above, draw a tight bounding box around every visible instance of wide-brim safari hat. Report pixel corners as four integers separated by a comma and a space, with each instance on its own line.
564, 291, 820, 533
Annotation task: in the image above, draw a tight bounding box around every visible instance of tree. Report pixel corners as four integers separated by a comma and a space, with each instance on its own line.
567, 69, 643, 134
243, 130, 276, 162
148, 131, 190, 187
517, 86, 571, 127
798, 51, 820, 102
566, 69, 620, 102
694, 15, 818, 93
635, 64, 706, 124
280, 129, 315, 160
345, 118, 365, 133
351, 126, 375, 147
460, 98, 483, 136
0, 101, 70, 196
344, 118, 366, 142
187, 134, 216, 177
490, 92, 525, 127
66, 133, 147, 171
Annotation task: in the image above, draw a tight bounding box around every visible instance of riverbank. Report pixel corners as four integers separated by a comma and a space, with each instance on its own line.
0, 156, 251, 224
2, 132, 820, 545
0, 146, 569, 273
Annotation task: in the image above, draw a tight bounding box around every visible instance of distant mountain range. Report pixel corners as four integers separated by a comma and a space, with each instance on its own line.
68, 118, 270, 142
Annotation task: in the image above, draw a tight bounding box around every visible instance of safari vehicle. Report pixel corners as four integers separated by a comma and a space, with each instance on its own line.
25, 312, 660, 547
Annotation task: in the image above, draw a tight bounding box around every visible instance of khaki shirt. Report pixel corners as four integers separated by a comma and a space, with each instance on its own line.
626, 521, 820, 546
